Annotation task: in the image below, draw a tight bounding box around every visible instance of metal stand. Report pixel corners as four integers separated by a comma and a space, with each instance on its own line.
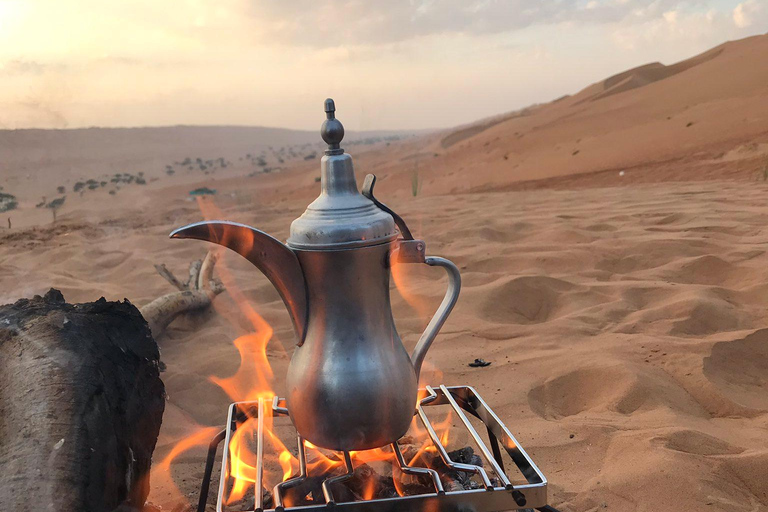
196, 386, 559, 512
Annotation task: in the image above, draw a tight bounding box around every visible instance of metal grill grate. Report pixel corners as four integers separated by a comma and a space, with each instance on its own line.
196, 386, 550, 512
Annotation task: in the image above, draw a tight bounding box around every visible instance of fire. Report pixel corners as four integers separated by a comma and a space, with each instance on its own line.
279, 450, 294, 481
158, 426, 222, 473
154, 424, 223, 506
390, 252, 432, 333
157, 195, 298, 507
210, 331, 273, 402
305, 440, 343, 475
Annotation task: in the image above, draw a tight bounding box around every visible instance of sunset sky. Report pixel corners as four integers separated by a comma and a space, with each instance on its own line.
0, 0, 765, 131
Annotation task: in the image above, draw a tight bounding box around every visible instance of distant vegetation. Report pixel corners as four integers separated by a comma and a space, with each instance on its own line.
189, 187, 216, 196
11, 136, 411, 218
45, 196, 66, 223
346, 134, 409, 147
172, 156, 231, 175
0, 192, 18, 213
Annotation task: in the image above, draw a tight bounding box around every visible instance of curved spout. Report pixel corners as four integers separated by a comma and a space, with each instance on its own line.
170, 220, 308, 344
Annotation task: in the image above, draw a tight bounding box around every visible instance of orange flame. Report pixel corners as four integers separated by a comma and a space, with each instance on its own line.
158, 195, 298, 507
390, 253, 432, 330
279, 450, 295, 481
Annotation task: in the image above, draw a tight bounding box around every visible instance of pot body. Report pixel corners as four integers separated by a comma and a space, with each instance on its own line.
286, 241, 417, 451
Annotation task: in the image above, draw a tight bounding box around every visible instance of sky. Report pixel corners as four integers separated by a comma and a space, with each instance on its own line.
0, 0, 765, 131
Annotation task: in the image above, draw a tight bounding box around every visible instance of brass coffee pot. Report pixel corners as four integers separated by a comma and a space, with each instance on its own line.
171, 99, 461, 451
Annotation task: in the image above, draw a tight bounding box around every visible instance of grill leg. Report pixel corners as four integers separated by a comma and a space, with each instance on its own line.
197, 428, 227, 512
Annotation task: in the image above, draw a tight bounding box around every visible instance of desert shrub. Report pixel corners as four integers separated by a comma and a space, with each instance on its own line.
0, 192, 18, 213
46, 196, 66, 222
189, 187, 216, 196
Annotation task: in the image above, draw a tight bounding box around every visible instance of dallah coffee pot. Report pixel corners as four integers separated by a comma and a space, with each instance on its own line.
171, 99, 461, 451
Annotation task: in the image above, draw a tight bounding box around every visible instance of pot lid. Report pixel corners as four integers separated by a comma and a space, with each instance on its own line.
287, 99, 397, 250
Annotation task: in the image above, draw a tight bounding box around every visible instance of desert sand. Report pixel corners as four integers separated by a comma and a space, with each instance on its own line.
1, 34, 768, 512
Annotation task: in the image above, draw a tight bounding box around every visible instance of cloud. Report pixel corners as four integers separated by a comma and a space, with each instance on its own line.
0, 59, 51, 76
244, 0, 689, 47
733, 0, 764, 27
609, 0, 766, 52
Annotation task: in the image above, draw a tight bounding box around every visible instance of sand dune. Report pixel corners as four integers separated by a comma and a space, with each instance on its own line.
333, 34, 768, 198
1, 35, 768, 512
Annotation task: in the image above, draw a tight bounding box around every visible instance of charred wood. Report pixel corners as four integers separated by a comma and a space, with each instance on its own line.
0, 289, 165, 512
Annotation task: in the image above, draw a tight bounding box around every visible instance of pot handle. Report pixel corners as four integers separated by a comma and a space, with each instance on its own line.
362, 174, 461, 377
394, 243, 461, 378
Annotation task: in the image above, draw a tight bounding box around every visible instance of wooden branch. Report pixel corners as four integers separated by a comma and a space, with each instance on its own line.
153, 263, 186, 291
140, 251, 225, 338
186, 259, 202, 289
198, 251, 218, 295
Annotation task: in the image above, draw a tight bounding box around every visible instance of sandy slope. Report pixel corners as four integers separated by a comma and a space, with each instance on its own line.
2, 178, 768, 511
1, 34, 768, 512
326, 34, 768, 198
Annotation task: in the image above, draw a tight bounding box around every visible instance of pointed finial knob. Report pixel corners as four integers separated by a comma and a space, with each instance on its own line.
321, 98, 345, 155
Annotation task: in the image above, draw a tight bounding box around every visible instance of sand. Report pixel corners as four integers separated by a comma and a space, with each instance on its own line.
2, 34, 768, 512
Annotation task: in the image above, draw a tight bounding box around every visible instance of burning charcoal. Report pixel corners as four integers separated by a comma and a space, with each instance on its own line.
428, 446, 485, 490
282, 476, 327, 506
376, 485, 399, 500
447, 446, 484, 468
397, 443, 424, 466
324, 481, 358, 503
262, 487, 274, 509
438, 475, 465, 492
282, 475, 357, 506
468, 358, 491, 367
345, 463, 381, 499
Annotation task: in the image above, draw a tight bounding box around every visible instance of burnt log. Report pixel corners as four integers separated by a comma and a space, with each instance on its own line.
0, 289, 165, 512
